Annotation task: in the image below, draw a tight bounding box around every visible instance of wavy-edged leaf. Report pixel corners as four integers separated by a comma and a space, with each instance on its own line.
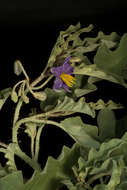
40, 88, 66, 112
74, 64, 120, 84
0, 88, 11, 110
4, 144, 17, 172
51, 96, 95, 118
21, 143, 80, 190
106, 160, 122, 190
47, 23, 93, 68
94, 34, 127, 87
90, 158, 112, 175
40, 88, 96, 117
84, 31, 120, 50
60, 116, 100, 149
89, 99, 123, 110
73, 74, 97, 97
77, 138, 127, 189
74, 34, 127, 87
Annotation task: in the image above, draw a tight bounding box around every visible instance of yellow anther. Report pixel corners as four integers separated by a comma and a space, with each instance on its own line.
60, 73, 75, 87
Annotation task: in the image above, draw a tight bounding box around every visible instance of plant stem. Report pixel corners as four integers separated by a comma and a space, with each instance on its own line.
34, 124, 45, 161
12, 65, 52, 133
0, 142, 8, 148
13, 97, 24, 125
14, 145, 41, 171
13, 117, 77, 145
30, 65, 49, 88
31, 136, 35, 159
87, 172, 111, 185
32, 75, 54, 90
12, 65, 53, 171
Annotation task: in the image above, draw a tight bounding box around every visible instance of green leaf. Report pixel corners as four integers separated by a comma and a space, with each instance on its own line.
21, 143, 80, 190
97, 108, 116, 141
84, 31, 120, 50
73, 33, 127, 87
0, 171, 23, 190
75, 137, 127, 189
116, 115, 127, 138
25, 122, 37, 139
74, 75, 97, 97
74, 64, 121, 84
86, 138, 125, 166
89, 99, 123, 110
0, 164, 8, 178
89, 158, 112, 175
47, 23, 93, 68
51, 96, 95, 118
41, 89, 96, 118
93, 184, 106, 190
117, 182, 127, 190
74, 83, 97, 97
106, 160, 122, 190
94, 34, 127, 87
40, 88, 66, 112
61, 179, 77, 190
60, 116, 100, 149
4, 144, 17, 172
0, 88, 11, 110
4, 143, 41, 172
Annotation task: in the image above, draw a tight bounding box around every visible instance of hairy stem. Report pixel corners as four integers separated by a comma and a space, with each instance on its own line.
30, 64, 49, 88
31, 136, 35, 159
11, 64, 52, 169
87, 172, 111, 185
32, 75, 53, 90
35, 124, 45, 162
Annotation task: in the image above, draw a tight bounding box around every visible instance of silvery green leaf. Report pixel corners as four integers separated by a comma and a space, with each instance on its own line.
21, 144, 80, 190
60, 116, 100, 149
52, 96, 95, 118
0, 88, 11, 110
0, 171, 23, 190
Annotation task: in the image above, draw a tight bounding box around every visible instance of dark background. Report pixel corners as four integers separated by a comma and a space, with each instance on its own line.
0, 0, 127, 86
0, 0, 127, 178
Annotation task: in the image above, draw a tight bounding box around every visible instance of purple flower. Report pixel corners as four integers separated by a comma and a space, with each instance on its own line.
51, 56, 75, 92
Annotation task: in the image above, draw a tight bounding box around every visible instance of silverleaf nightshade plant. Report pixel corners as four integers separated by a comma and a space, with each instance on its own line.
0, 23, 127, 190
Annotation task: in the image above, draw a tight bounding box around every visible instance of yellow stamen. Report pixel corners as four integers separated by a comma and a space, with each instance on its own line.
60, 73, 75, 87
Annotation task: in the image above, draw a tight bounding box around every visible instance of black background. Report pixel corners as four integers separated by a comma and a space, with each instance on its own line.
0, 0, 127, 178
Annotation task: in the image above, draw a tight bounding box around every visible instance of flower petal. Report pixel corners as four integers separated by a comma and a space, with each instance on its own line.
51, 65, 63, 77
53, 78, 63, 90
63, 83, 71, 92
63, 56, 74, 74
64, 56, 71, 64
63, 62, 74, 74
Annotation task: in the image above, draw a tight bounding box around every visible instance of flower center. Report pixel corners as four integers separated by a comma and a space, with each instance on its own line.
60, 73, 75, 87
